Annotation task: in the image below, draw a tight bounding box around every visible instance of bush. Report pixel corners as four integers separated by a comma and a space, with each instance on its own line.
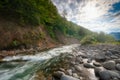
80, 35, 97, 45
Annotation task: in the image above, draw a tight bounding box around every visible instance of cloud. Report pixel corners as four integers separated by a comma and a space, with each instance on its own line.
51, 0, 120, 33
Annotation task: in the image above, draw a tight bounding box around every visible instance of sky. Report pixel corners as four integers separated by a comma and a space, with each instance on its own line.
51, 0, 120, 33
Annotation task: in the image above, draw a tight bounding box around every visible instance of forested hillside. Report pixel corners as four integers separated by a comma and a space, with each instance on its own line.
0, 0, 91, 50
0, 0, 115, 50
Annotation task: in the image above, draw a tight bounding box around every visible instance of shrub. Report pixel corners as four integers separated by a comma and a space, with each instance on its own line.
80, 35, 97, 45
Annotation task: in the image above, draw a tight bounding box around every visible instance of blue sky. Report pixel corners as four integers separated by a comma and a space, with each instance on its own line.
52, 0, 120, 33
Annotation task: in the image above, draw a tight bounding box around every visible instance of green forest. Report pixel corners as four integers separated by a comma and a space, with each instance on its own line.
0, 0, 117, 50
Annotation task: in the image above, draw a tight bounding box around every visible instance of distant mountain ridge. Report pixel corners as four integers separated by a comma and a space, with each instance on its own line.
110, 32, 120, 40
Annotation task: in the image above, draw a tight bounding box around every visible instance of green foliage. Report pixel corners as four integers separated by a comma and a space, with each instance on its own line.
0, 0, 58, 25
0, 0, 93, 43
94, 32, 115, 43
80, 32, 116, 45
80, 35, 97, 45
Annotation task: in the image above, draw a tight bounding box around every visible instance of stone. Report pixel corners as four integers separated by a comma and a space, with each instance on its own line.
94, 67, 103, 77
95, 54, 106, 62
74, 65, 82, 72
99, 70, 111, 80
59, 68, 66, 72
76, 56, 83, 64
108, 71, 120, 79
111, 56, 118, 59
93, 62, 101, 67
116, 64, 120, 71
80, 54, 88, 58
115, 59, 120, 64
53, 71, 65, 79
99, 70, 120, 80
70, 61, 76, 65
67, 69, 72, 76
87, 58, 92, 63
103, 60, 116, 70
72, 73, 79, 78
83, 63, 95, 68
61, 74, 79, 80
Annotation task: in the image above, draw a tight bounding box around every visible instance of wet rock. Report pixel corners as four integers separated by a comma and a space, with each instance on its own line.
115, 59, 120, 64
70, 61, 76, 65
61, 74, 79, 80
76, 56, 83, 64
108, 71, 120, 79
99, 70, 111, 80
67, 69, 72, 76
94, 67, 103, 77
93, 62, 101, 67
79, 54, 88, 58
83, 63, 95, 68
95, 54, 106, 62
87, 58, 92, 63
72, 73, 79, 78
105, 50, 113, 56
103, 60, 116, 70
116, 64, 120, 71
53, 71, 64, 79
67, 54, 74, 60
74, 65, 82, 72
111, 56, 118, 59
59, 68, 66, 72
99, 70, 120, 80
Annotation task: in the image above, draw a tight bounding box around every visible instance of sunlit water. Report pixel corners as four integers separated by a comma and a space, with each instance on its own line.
0, 44, 80, 80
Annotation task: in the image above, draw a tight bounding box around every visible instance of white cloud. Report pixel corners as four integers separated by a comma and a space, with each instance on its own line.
52, 0, 120, 33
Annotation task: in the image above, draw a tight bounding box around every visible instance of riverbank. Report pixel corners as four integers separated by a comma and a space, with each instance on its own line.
0, 43, 63, 59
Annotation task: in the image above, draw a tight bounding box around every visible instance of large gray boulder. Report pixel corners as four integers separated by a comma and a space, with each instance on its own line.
103, 60, 116, 70
98, 70, 120, 80
116, 64, 120, 71
99, 70, 111, 80
95, 54, 106, 62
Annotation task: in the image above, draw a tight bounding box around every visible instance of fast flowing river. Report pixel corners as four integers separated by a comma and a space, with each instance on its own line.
0, 44, 80, 80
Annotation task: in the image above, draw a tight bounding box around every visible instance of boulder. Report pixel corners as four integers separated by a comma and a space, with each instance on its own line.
93, 62, 101, 67
83, 63, 95, 68
53, 71, 64, 79
94, 67, 103, 77
99, 70, 120, 80
103, 60, 116, 70
99, 70, 111, 80
108, 71, 120, 79
76, 56, 83, 64
95, 54, 106, 62
87, 58, 92, 63
116, 64, 120, 71
67, 69, 72, 76
61, 74, 79, 80
72, 73, 79, 78
115, 59, 120, 64
74, 65, 82, 72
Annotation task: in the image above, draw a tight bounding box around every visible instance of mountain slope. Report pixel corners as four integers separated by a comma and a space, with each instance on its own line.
0, 0, 91, 50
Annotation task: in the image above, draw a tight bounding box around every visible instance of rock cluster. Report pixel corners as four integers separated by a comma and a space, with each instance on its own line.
52, 44, 120, 80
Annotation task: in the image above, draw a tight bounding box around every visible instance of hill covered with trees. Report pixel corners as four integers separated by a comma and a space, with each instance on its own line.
0, 0, 115, 50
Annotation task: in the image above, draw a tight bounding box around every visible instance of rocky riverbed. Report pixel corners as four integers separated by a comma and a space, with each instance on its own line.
35, 44, 120, 80
0, 44, 120, 80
